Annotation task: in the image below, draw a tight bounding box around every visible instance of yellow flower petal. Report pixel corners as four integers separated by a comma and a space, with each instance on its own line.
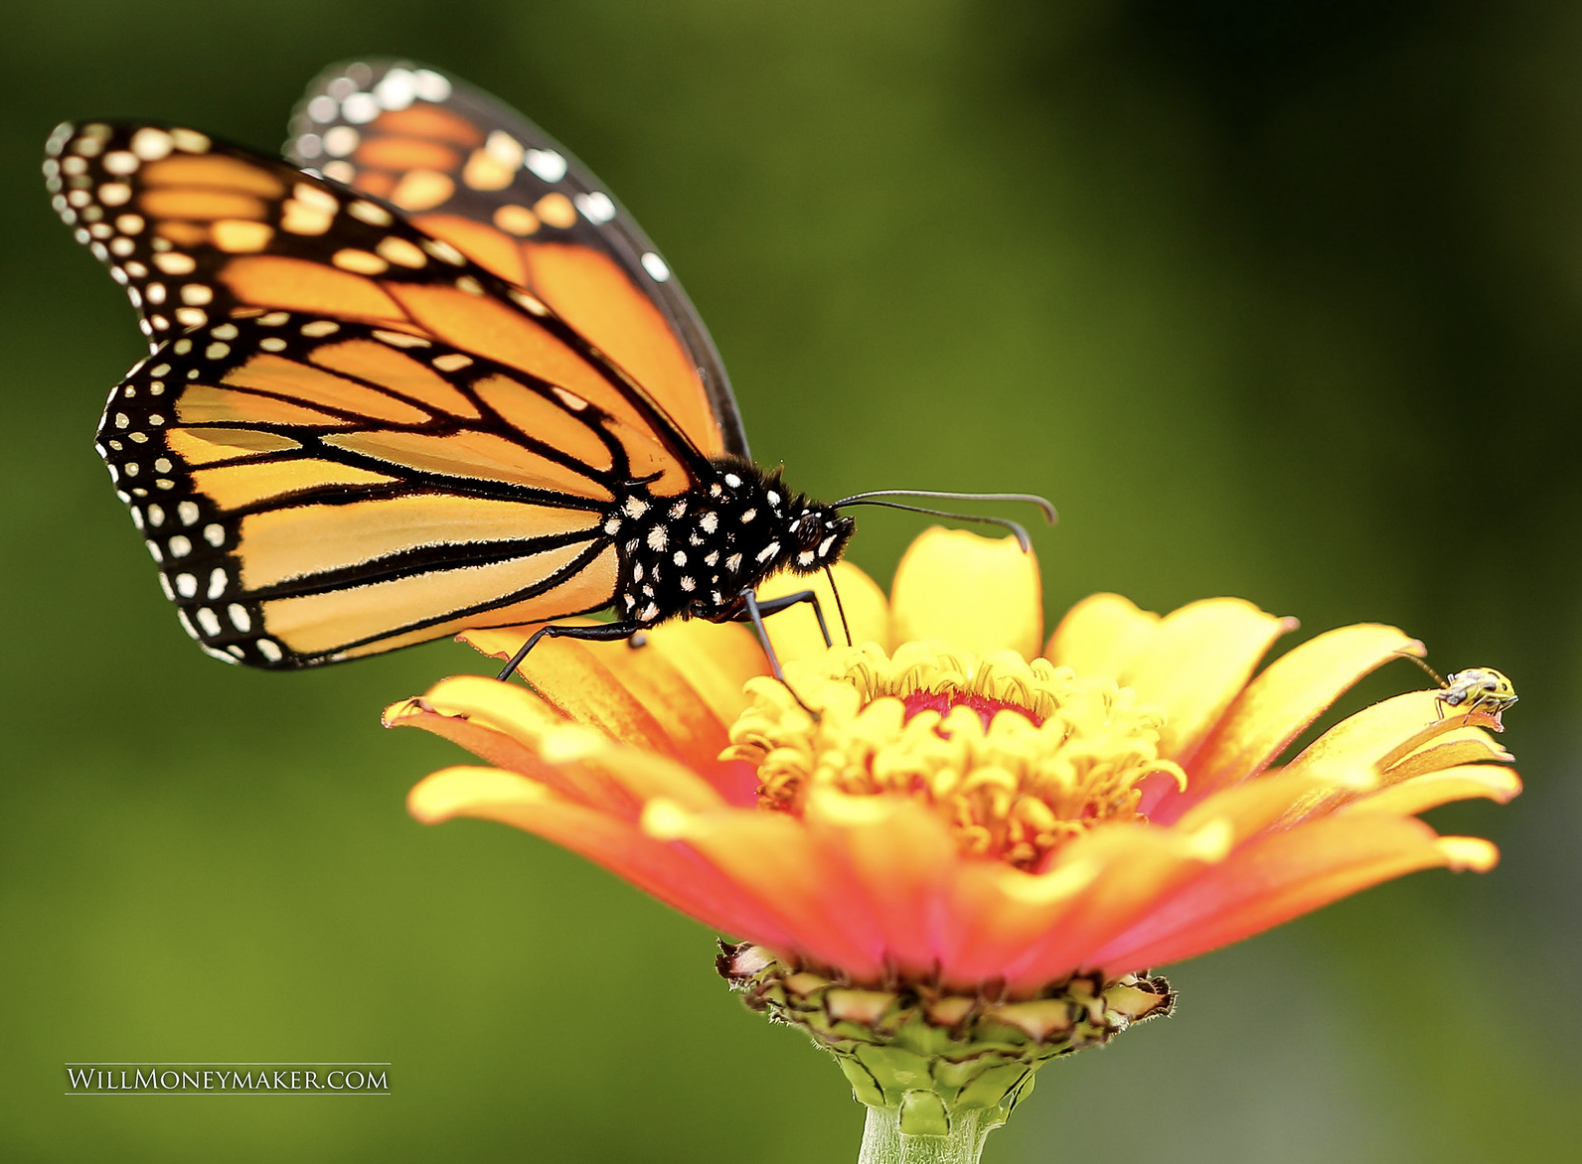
1184, 623, 1420, 798
638, 619, 772, 728
1044, 593, 1159, 679
409, 764, 548, 823
1340, 764, 1523, 818
757, 559, 891, 666
1113, 599, 1296, 765
890, 528, 1042, 659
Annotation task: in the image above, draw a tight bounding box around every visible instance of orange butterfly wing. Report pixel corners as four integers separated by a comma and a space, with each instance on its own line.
94, 311, 628, 667
284, 59, 749, 460
45, 119, 709, 497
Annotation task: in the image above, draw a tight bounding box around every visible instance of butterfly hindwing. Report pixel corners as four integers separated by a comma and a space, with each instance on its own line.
97, 312, 629, 667
284, 58, 749, 460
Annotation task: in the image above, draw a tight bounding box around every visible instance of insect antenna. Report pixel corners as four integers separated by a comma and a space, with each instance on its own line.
1395, 650, 1446, 688
831, 490, 1057, 552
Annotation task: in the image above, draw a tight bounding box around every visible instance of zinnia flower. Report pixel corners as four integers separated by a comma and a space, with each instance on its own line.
391, 528, 1518, 1163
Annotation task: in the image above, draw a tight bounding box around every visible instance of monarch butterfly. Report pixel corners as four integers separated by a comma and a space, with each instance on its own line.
46, 59, 1051, 677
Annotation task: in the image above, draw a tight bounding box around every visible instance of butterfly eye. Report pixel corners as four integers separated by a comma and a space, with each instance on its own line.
793, 513, 822, 548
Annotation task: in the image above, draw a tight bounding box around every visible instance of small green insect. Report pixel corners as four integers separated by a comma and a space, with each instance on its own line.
1434, 667, 1518, 720
1400, 654, 1518, 721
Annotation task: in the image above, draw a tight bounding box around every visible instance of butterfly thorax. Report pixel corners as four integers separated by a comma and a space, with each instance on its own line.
611, 457, 854, 625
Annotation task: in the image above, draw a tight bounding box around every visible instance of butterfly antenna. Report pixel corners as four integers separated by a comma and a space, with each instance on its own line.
1395, 650, 1445, 688
833, 500, 1036, 551
825, 564, 853, 647
834, 489, 1058, 524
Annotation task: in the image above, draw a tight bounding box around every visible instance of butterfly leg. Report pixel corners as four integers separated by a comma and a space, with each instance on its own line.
738, 589, 831, 683
495, 620, 644, 681
748, 590, 833, 648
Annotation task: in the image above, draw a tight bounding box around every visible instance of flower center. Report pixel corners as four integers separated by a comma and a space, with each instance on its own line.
725, 643, 1185, 870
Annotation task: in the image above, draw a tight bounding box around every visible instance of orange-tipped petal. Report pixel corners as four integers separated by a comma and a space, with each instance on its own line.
995, 820, 1238, 993
1091, 815, 1483, 972
1044, 593, 1160, 680
1283, 690, 1440, 780
460, 625, 679, 751
798, 788, 958, 979
1174, 769, 1367, 840
644, 807, 889, 981
410, 766, 798, 948
758, 560, 892, 666
1170, 624, 1423, 810
890, 528, 1042, 659
385, 690, 624, 810
637, 620, 772, 729
934, 857, 1106, 990
1341, 764, 1523, 818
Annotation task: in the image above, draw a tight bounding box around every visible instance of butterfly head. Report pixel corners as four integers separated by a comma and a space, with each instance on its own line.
786, 506, 855, 575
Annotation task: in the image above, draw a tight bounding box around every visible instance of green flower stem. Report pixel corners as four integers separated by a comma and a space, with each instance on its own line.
857, 1104, 1002, 1164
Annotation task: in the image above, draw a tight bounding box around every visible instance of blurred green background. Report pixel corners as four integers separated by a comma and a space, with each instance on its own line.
2, 1, 1577, 1160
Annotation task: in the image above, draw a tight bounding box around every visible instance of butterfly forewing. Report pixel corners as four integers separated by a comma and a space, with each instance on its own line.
44, 119, 707, 496
96, 312, 627, 667
284, 58, 749, 459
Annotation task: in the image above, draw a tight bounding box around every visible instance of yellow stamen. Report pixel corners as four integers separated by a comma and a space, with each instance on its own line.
724, 643, 1186, 869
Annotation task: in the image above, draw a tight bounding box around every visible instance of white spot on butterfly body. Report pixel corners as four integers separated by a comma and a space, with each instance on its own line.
699, 512, 719, 534
623, 498, 649, 519
726, 553, 743, 573
756, 542, 781, 564
646, 527, 668, 551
